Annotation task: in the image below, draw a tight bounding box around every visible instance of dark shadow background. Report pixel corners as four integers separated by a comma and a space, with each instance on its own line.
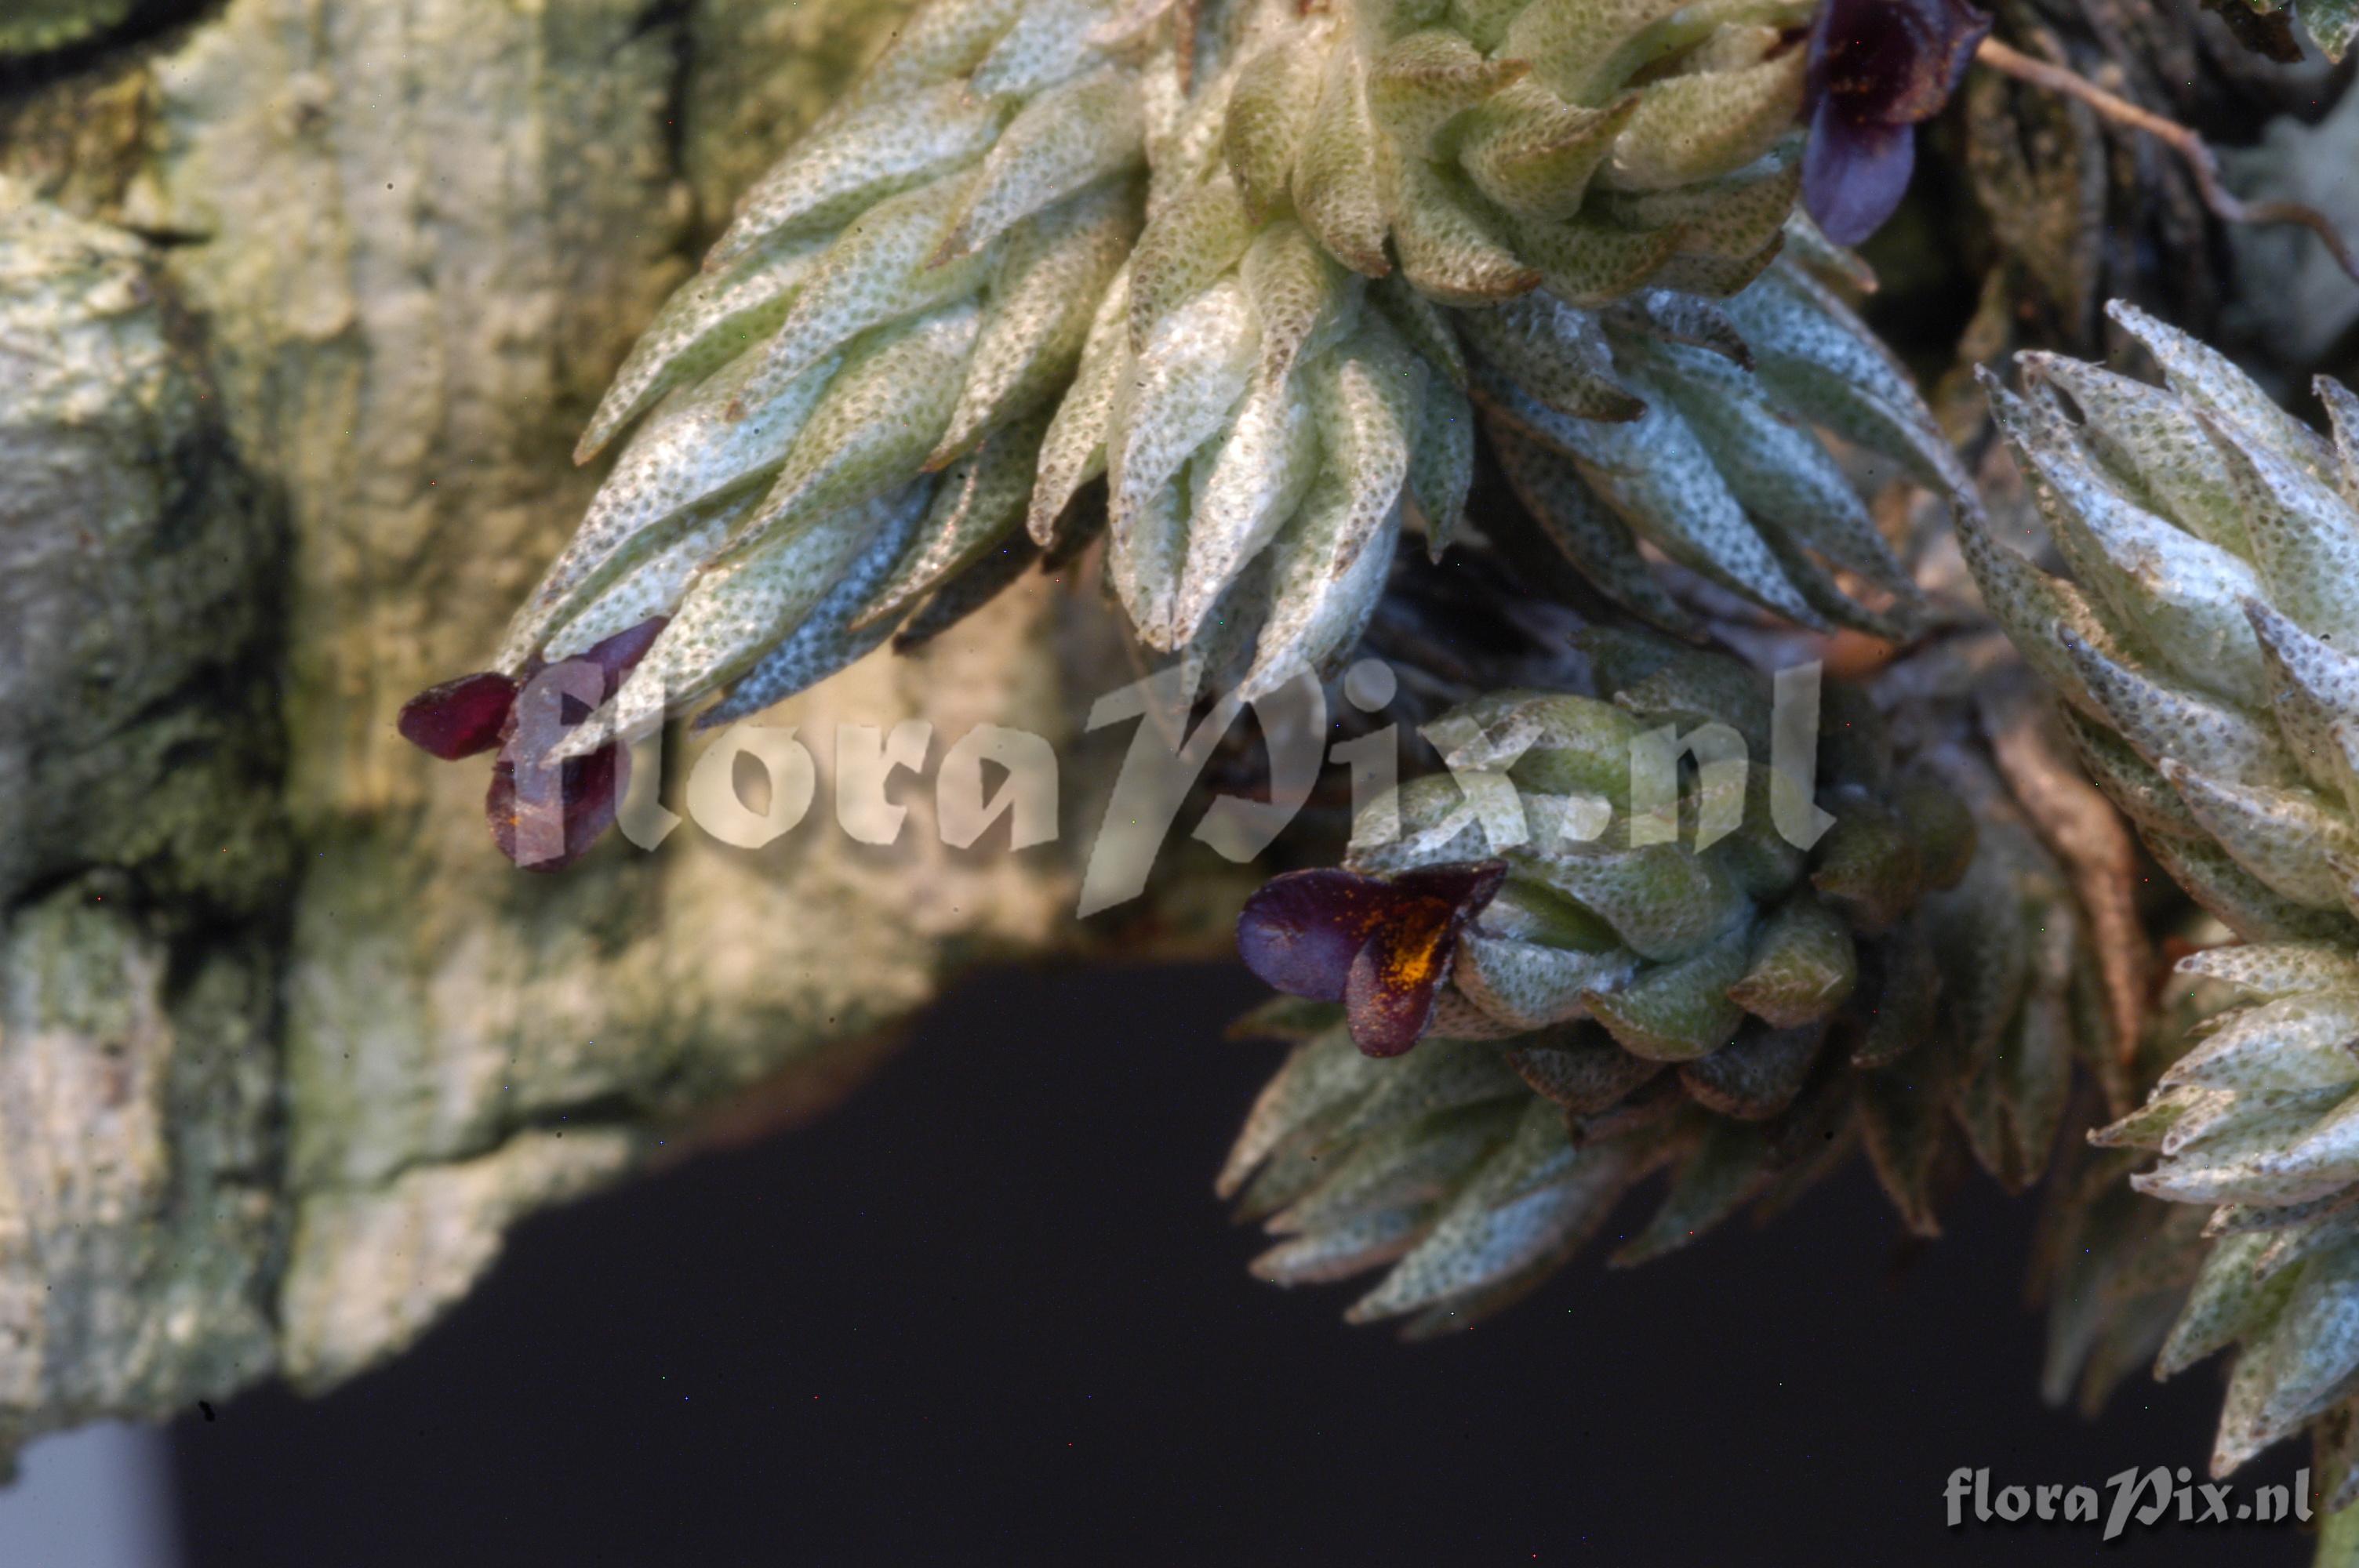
172, 962, 2311, 1566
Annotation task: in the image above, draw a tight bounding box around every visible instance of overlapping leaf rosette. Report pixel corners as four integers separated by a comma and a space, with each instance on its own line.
431, 0, 1985, 789
1959, 304, 2359, 1504
1215, 630, 2125, 1330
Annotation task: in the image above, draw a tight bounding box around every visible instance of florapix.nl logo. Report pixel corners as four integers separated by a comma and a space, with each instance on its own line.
499, 653, 1840, 912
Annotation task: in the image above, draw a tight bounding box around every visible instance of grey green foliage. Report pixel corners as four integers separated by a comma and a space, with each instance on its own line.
1220, 634, 2110, 1330
511, 0, 1980, 747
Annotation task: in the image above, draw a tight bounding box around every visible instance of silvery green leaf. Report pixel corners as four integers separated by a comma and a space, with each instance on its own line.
1169, 376, 1320, 648
931, 178, 1139, 467
1107, 275, 1255, 535
728, 172, 993, 416
1223, 27, 1329, 216
725, 302, 981, 562
2165, 990, 2359, 1102
1347, 1102, 1600, 1322
1366, 270, 1468, 387
2008, 423, 2270, 706
969, 0, 1115, 99
1722, 262, 1968, 494
1509, 212, 1682, 308
701, 79, 1002, 275
1460, 292, 1647, 423
2253, 1240, 2359, 1446
1605, 288, 1754, 368
2090, 1083, 2215, 1150
2157, 1232, 2290, 1378
1613, 144, 1799, 267
1028, 263, 1131, 542
1232, 322, 1423, 695
1107, 475, 1188, 641
889, 514, 1042, 651
1405, 372, 1475, 557
2018, 350, 2251, 558
696, 484, 933, 726
2059, 706, 2203, 838
1454, 932, 1638, 1030
1631, 332, 1914, 598
1455, 82, 1635, 221
1387, 155, 1542, 305
1728, 894, 1856, 1028
1507, 0, 1811, 105
1219, 1022, 1389, 1198
1609, 1117, 1772, 1267
1517, 836, 1750, 963
2322, 376, 2359, 505
1235, 474, 1400, 701
1677, 1020, 1824, 1121
936, 65, 1145, 263
1511, 360, 1821, 626
1599, 51, 1802, 193
1338, 1039, 1530, 1138
1292, 42, 1390, 276
2246, 598, 2359, 801
540, 496, 740, 664
577, 230, 831, 463
1238, 218, 1361, 390
1368, 29, 1526, 155
502, 352, 841, 668
1858, 1055, 1948, 1236
856, 411, 1048, 630
2059, 630, 2299, 790
2138, 1085, 2359, 1208
2108, 299, 2339, 487
1270, 1105, 1521, 1239
832, 0, 1027, 118
2179, 942, 2359, 1000
1582, 920, 1754, 1060
2160, 764, 2359, 910
2145, 831, 2359, 946
1250, 1207, 1430, 1287
2205, 416, 2359, 652
1125, 175, 1256, 351
1949, 506, 2121, 720
1485, 415, 1699, 633
566, 487, 921, 755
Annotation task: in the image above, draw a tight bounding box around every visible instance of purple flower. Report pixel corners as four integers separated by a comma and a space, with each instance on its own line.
398, 616, 667, 872
1236, 862, 1508, 1058
1801, 0, 1991, 247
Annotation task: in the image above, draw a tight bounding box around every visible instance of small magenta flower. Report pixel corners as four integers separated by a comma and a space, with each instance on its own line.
1236, 862, 1508, 1058
1801, 0, 1991, 247
398, 618, 666, 872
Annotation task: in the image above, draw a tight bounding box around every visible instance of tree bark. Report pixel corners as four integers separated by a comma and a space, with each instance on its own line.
0, 0, 1238, 1459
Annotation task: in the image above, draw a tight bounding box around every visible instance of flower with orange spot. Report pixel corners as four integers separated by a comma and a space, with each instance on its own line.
1236, 862, 1509, 1058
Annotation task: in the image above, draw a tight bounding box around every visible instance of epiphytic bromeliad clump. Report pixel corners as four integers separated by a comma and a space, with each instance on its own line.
1216, 631, 2125, 1331
1962, 304, 2359, 1498
405, 0, 1986, 866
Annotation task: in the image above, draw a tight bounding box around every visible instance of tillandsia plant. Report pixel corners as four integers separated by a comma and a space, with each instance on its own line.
1215, 629, 2143, 1330
1960, 304, 2359, 1502
398, 0, 1990, 866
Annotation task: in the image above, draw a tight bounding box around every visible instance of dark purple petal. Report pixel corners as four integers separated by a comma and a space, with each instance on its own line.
1343, 903, 1459, 1058
576, 616, 669, 694
398, 671, 518, 760
1807, 0, 1989, 127
487, 742, 627, 873
1389, 861, 1510, 919
1801, 98, 1917, 247
1237, 869, 1403, 1003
